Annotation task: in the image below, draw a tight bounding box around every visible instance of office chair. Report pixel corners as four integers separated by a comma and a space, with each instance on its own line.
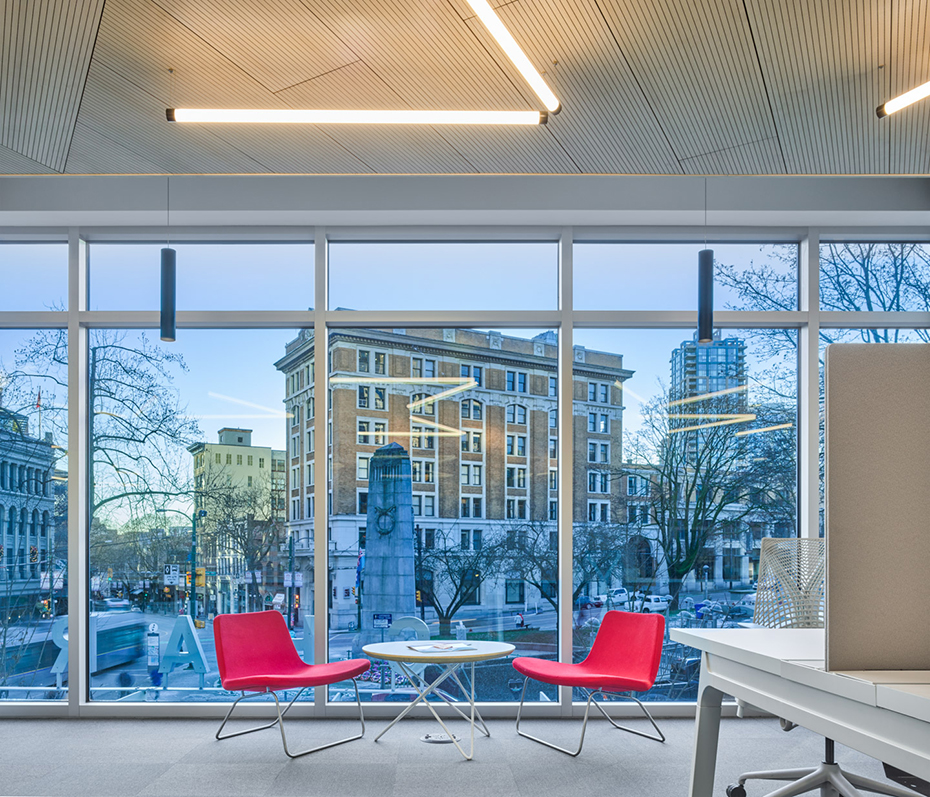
512, 610, 666, 756
214, 611, 370, 758
727, 539, 916, 797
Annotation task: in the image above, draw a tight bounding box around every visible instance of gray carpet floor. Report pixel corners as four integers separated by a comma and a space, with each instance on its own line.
0, 716, 897, 797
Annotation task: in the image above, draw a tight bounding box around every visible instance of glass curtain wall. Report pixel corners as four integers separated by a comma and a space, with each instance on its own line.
11, 229, 920, 711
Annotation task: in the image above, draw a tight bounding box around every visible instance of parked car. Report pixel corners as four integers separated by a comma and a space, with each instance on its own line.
98, 598, 131, 611
573, 594, 603, 610
630, 594, 670, 613
594, 588, 630, 608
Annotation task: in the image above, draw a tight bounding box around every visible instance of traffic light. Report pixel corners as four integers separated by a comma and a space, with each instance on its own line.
351, 587, 356, 596
185, 572, 191, 587
30, 545, 39, 563
195, 567, 205, 587
416, 589, 422, 603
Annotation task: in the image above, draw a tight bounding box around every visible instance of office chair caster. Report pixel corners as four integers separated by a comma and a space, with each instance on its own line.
726, 784, 747, 797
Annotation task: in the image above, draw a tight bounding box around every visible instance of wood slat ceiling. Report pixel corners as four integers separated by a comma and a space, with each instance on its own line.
0, 0, 927, 176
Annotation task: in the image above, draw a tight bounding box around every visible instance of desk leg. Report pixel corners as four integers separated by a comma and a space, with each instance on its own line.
691, 660, 723, 797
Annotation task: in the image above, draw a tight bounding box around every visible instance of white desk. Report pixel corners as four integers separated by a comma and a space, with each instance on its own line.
670, 628, 930, 797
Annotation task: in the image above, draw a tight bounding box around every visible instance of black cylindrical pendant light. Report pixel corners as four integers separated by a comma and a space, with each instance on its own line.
160, 247, 176, 342
697, 248, 713, 343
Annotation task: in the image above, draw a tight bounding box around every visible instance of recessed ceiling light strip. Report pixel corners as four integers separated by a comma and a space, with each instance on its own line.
465, 0, 560, 113
167, 108, 544, 125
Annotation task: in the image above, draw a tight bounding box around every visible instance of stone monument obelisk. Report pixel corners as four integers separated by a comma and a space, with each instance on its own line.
360, 442, 416, 644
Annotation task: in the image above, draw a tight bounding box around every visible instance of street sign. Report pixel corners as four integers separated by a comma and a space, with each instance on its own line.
252, 571, 262, 584
163, 564, 180, 586
373, 613, 392, 629
148, 623, 159, 634
294, 572, 303, 587
283, 572, 292, 587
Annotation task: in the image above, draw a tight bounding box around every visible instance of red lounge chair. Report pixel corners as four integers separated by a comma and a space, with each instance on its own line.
512, 610, 666, 755
214, 611, 370, 758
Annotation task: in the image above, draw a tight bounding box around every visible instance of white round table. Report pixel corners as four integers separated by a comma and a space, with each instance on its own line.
363, 640, 515, 760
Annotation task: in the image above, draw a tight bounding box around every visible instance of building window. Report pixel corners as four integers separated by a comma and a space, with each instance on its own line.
411, 392, 435, 416
506, 578, 525, 604
472, 465, 482, 486
549, 438, 557, 459
506, 499, 515, 519
506, 371, 528, 393
461, 498, 471, 518
588, 471, 609, 493
472, 497, 482, 518
600, 384, 609, 403
507, 404, 527, 425
412, 357, 436, 379
226, 454, 232, 465
599, 443, 609, 463
460, 431, 482, 453
237, 454, 243, 465
247, 455, 253, 466
588, 382, 597, 402
412, 495, 422, 516
461, 464, 470, 485
358, 492, 368, 515
472, 529, 483, 550
461, 364, 483, 387
424, 495, 435, 517
548, 376, 557, 397
517, 499, 527, 519
424, 528, 435, 549
358, 349, 370, 372
549, 500, 558, 520
516, 436, 526, 457
358, 456, 370, 480
461, 529, 470, 549
259, 458, 265, 468
462, 570, 480, 605
358, 386, 369, 408
308, 428, 315, 452
549, 409, 557, 428
549, 469, 558, 491
461, 399, 482, 420
373, 387, 386, 410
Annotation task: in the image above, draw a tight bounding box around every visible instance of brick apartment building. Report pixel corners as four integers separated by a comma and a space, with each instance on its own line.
275, 327, 633, 629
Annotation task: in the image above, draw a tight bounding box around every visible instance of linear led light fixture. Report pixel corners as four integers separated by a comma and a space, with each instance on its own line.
167, 108, 544, 124
465, 0, 560, 114
167, 2, 558, 126
877, 78, 930, 118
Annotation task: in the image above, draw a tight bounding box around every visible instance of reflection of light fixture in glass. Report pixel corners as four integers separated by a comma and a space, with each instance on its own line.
465, 0, 560, 113
877, 78, 930, 118
168, 108, 545, 125
667, 384, 748, 408
735, 422, 793, 437
160, 176, 176, 342
669, 414, 755, 433
668, 413, 756, 421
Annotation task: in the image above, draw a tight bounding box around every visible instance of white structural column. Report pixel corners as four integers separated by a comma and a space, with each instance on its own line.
67, 230, 88, 715
798, 228, 820, 539
558, 227, 574, 716
313, 228, 329, 713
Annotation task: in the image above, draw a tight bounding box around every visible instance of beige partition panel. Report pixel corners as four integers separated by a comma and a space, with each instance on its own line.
825, 343, 930, 671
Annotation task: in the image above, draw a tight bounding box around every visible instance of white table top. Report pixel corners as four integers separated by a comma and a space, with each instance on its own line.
672, 627, 930, 718
363, 640, 515, 664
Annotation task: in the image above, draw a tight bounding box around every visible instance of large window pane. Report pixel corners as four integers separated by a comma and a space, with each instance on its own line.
572, 328, 797, 701
819, 243, 930, 312
574, 243, 799, 311
0, 245, 67, 311
89, 243, 313, 311
329, 242, 557, 311
326, 328, 558, 702
0, 329, 68, 700
88, 329, 309, 702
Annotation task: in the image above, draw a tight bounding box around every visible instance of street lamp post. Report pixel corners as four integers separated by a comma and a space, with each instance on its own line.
702, 564, 710, 599
156, 507, 206, 619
